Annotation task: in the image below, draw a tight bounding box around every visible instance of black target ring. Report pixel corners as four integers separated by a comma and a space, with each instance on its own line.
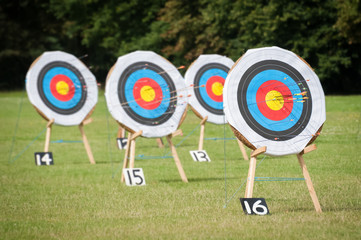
237, 60, 312, 141
37, 61, 87, 115
194, 63, 230, 115
117, 61, 177, 126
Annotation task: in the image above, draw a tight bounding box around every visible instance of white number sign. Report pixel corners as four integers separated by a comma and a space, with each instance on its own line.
117, 138, 128, 149
240, 198, 270, 215
34, 152, 54, 166
190, 150, 211, 162
123, 168, 146, 186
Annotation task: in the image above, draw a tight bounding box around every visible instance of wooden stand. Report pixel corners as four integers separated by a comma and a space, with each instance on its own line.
156, 138, 164, 148
198, 116, 208, 150
117, 126, 125, 138
237, 139, 249, 161
79, 118, 96, 164
244, 144, 322, 213
44, 119, 54, 152
166, 130, 188, 183
121, 129, 188, 183
297, 144, 322, 213
43, 118, 95, 164
117, 126, 164, 148
244, 146, 267, 198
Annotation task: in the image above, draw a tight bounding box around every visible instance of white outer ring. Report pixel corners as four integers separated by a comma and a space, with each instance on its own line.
223, 46, 326, 156
185, 54, 234, 124
105, 51, 188, 138
26, 51, 98, 126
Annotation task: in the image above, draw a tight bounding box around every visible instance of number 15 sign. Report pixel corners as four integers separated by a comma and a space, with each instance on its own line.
123, 168, 146, 186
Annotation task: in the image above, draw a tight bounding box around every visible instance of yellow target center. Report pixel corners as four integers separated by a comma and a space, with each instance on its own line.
56, 81, 69, 95
140, 85, 156, 102
212, 82, 223, 96
265, 90, 284, 110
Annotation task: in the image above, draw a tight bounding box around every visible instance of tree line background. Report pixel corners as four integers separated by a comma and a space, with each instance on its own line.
1, 0, 360, 94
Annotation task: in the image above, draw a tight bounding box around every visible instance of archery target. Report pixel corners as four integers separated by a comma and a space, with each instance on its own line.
26, 51, 98, 126
185, 55, 234, 124
223, 47, 325, 156
105, 51, 188, 138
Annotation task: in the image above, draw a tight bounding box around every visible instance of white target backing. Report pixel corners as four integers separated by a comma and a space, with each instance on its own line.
105, 51, 188, 138
185, 54, 234, 124
223, 46, 326, 156
26, 51, 98, 126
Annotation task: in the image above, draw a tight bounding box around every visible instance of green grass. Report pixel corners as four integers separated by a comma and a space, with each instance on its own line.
1, 91, 360, 239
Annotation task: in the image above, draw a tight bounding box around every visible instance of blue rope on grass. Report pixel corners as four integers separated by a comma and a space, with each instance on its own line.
205, 137, 236, 141
8, 127, 47, 164
51, 139, 83, 143
135, 155, 173, 160
254, 177, 305, 181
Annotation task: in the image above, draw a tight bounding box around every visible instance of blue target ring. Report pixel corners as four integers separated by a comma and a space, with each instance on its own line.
194, 63, 230, 115
124, 69, 171, 119
38, 61, 87, 115
246, 69, 303, 132
237, 60, 312, 141
43, 67, 82, 109
198, 68, 227, 111
118, 61, 177, 126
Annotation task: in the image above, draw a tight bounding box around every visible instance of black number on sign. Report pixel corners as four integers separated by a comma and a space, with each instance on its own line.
190, 150, 211, 162
240, 198, 270, 215
34, 152, 54, 166
117, 138, 128, 149
123, 168, 146, 186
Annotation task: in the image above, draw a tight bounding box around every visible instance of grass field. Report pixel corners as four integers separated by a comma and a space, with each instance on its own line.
1, 91, 360, 239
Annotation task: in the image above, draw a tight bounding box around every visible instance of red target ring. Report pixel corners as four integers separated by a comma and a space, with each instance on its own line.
49, 74, 75, 101
205, 76, 225, 103
133, 78, 163, 110
256, 80, 293, 121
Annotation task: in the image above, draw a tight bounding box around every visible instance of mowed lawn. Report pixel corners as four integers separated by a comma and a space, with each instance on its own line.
0, 91, 360, 239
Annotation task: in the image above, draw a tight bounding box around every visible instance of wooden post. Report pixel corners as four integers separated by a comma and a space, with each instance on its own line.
79, 121, 95, 164
128, 131, 142, 169
121, 132, 132, 182
244, 146, 267, 198
198, 116, 208, 150
166, 131, 188, 183
237, 139, 249, 161
117, 126, 125, 138
297, 144, 322, 213
44, 119, 54, 152
156, 138, 164, 148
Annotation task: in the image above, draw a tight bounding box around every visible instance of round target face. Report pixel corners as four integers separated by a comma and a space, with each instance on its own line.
26, 51, 98, 126
105, 51, 188, 138
223, 47, 325, 156
185, 55, 234, 124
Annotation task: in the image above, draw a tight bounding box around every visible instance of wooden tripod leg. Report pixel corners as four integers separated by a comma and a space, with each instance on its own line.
297, 144, 322, 213
244, 147, 267, 198
237, 139, 249, 161
198, 116, 208, 150
117, 126, 125, 138
79, 123, 95, 164
166, 134, 188, 183
156, 138, 164, 148
121, 132, 132, 182
129, 139, 136, 169
44, 119, 54, 152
